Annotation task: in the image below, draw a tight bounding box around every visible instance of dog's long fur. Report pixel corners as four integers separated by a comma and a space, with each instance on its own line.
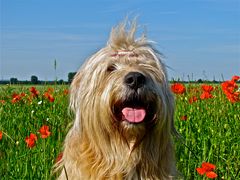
55, 20, 177, 179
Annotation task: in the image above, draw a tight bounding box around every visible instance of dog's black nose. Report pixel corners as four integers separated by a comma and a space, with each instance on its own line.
124, 72, 146, 90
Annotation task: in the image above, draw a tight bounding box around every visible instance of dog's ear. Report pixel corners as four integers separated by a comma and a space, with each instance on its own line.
162, 81, 179, 138
69, 71, 82, 114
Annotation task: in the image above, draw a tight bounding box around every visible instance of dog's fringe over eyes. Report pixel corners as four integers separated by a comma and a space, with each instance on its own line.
53, 19, 178, 180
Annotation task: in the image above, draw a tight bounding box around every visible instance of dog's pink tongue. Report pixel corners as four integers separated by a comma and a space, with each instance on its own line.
122, 107, 146, 123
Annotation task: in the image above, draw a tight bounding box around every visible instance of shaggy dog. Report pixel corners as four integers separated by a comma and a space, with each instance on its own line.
56, 20, 177, 179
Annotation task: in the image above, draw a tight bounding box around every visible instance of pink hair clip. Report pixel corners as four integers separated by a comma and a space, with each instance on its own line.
111, 50, 138, 57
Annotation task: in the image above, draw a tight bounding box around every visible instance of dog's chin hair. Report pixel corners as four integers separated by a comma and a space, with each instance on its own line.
54, 19, 177, 179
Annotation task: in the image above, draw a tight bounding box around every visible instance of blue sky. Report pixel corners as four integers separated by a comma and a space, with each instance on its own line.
1, 0, 239, 81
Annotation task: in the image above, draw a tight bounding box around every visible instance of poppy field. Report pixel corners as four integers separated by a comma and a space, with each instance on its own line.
0, 76, 239, 179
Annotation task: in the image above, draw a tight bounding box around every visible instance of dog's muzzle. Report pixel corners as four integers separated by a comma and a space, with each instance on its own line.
124, 72, 146, 90
113, 72, 157, 124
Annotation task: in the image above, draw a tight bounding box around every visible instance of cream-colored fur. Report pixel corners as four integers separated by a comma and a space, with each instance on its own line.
55, 20, 177, 180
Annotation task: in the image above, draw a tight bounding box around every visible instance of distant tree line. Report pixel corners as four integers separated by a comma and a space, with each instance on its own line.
0, 72, 77, 85
0, 72, 225, 85
171, 78, 221, 84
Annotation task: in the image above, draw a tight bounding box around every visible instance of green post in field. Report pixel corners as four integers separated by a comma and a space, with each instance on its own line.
54, 59, 57, 83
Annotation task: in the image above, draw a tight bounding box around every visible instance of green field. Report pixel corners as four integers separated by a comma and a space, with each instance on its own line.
0, 81, 239, 179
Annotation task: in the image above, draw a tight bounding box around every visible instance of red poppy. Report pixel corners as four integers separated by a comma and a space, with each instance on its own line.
201, 84, 214, 93
171, 83, 186, 94
0, 131, 3, 140
25, 133, 37, 148
47, 87, 54, 93
221, 78, 239, 103
39, 125, 51, 138
12, 92, 18, 98
180, 115, 187, 121
20, 92, 26, 97
11, 94, 21, 103
0, 100, 6, 104
226, 92, 239, 103
47, 94, 55, 102
201, 162, 216, 171
221, 80, 237, 94
231, 75, 240, 82
189, 96, 198, 104
44, 92, 55, 102
55, 152, 63, 163
200, 92, 213, 100
196, 162, 217, 179
196, 167, 206, 175
11, 92, 27, 103
29, 87, 39, 97
206, 171, 218, 179
63, 89, 69, 95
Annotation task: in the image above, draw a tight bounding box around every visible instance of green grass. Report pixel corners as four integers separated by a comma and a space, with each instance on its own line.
0, 84, 239, 179
174, 84, 240, 179
0, 85, 71, 179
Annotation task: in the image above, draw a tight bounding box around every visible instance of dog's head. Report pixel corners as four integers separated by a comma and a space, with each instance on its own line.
70, 21, 174, 144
